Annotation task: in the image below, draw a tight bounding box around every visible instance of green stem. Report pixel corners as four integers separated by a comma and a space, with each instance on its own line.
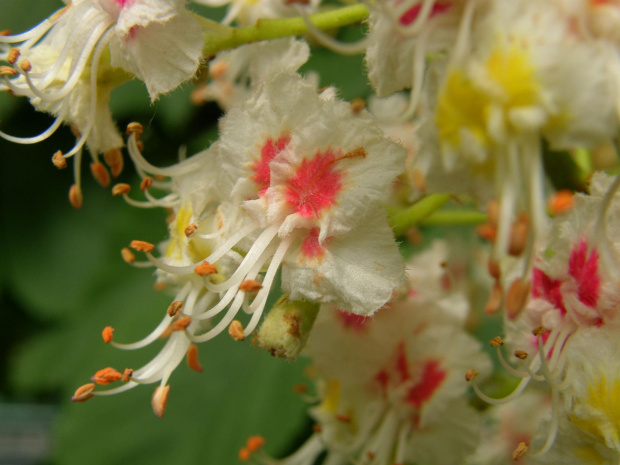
200, 4, 370, 57
388, 194, 452, 236
419, 209, 487, 226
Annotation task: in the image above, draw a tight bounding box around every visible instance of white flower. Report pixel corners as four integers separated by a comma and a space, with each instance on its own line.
0, 0, 204, 202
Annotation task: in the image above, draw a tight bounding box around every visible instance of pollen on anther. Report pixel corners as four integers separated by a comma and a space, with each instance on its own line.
532, 325, 547, 336
167, 300, 183, 317
239, 280, 263, 292
52, 151, 67, 169
0, 66, 18, 77
90, 162, 110, 188
102, 326, 114, 343
184, 224, 198, 237
69, 184, 83, 209
130, 240, 155, 253
194, 261, 217, 276
548, 190, 574, 216
228, 320, 245, 341
140, 176, 153, 190
186, 344, 203, 373
465, 368, 479, 381
104, 148, 124, 178
172, 316, 191, 331
7, 48, 19, 64
91, 367, 122, 385
72, 383, 95, 402
152, 385, 170, 419
121, 247, 135, 264
238, 448, 250, 462
506, 279, 531, 320
489, 336, 504, 347
246, 436, 265, 452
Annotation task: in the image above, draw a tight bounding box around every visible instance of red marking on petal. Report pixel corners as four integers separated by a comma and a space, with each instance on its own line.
532, 267, 566, 315
336, 308, 370, 331
406, 360, 446, 408
375, 369, 390, 396
251, 135, 290, 193
568, 240, 600, 308
395, 342, 410, 382
114, 0, 134, 7
285, 150, 342, 218
125, 25, 141, 41
399, 1, 452, 26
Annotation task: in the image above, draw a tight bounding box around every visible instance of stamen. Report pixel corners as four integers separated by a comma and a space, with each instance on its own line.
488, 259, 501, 280
548, 190, 574, 216
126, 122, 143, 137
184, 224, 198, 238
151, 385, 170, 418
514, 350, 528, 360
508, 214, 529, 257
172, 316, 192, 332
91, 367, 122, 385
7, 48, 20, 64
19, 59, 32, 72
489, 336, 504, 347
465, 368, 479, 381
167, 301, 183, 317
72, 383, 95, 402
228, 320, 245, 341
69, 184, 83, 209
0, 66, 18, 77
122, 368, 133, 382
484, 282, 503, 315
52, 151, 67, 169
194, 261, 217, 276
506, 278, 531, 320
239, 280, 263, 292
102, 326, 114, 343
90, 162, 110, 187
140, 176, 153, 191
512, 442, 528, 461
112, 183, 131, 196
130, 240, 155, 253
246, 436, 265, 453
120, 247, 135, 264
104, 148, 124, 177
186, 344, 203, 373
0, 112, 65, 144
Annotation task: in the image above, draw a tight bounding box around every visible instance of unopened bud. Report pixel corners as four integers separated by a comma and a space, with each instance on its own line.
255, 296, 320, 361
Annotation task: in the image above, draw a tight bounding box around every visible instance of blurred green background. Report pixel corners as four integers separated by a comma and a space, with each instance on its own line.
0, 1, 373, 463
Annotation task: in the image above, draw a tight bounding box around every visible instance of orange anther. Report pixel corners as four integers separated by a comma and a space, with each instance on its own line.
7, 48, 20, 64
172, 316, 191, 331
246, 436, 265, 452
159, 325, 173, 339
292, 384, 308, 394
532, 325, 547, 337
548, 190, 574, 216
121, 247, 135, 264
0, 66, 18, 77
350, 98, 366, 114
489, 336, 504, 348
130, 240, 155, 253
136, 140, 144, 152
506, 279, 531, 320
465, 368, 479, 382
514, 350, 528, 360
194, 261, 217, 276
487, 200, 499, 227
112, 183, 131, 196
126, 122, 143, 136
20, 59, 31, 72
312, 424, 322, 433
140, 176, 153, 190
72, 383, 95, 402
488, 259, 500, 280
210, 61, 229, 79
91, 367, 122, 385
167, 300, 183, 317
239, 280, 263, 292
122, 368, 133, 382
512, 442, 529, 461
186, 344, 203, 373
238, 448, 250, 462
336, 414, 351, 423
103, 148, 124, 178
508, 215, 529, 257
184, 224, 198, 237
228, 320, 245, 341
90, 162, 110, 188
69, 184, 83, 209
151, 385, 170, 418
476, 223, 497, 242
52, 151, 67, 169
154, 282, 166, 291
484, 282, 503, 315
366, 451, 376, 459
102, 326, 114, 343
0, 30, 10, 36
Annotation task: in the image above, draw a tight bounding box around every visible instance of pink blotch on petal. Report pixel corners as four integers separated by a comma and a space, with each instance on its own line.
251, 135, 290, 194
336, 308, 370, 331
406, 360, 446, 408
532, 267, 566, 314
285, 150, 342, 218
568, 240, 600, 308
114, 0, 134, 7
301, 228, 328, 260
399, 1, 452, 26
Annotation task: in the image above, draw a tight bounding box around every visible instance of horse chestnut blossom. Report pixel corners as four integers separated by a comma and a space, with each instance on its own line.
0, 0, 204, 205
246, 243, 491, 465
71, 65, 407, 415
